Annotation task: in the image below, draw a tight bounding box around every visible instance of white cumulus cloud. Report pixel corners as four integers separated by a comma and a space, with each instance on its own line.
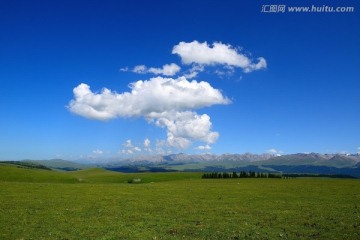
68, 76, 229, 120
172, 40, 267, 73
68, 76, 229, 149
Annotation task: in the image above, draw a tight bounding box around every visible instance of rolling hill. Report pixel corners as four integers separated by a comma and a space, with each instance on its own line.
0, 163, 79, 183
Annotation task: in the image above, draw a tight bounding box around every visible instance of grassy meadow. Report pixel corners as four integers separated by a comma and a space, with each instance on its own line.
0, 164, 359, 239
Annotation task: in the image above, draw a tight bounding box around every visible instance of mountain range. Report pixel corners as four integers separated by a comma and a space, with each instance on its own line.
20, 152, 360, 178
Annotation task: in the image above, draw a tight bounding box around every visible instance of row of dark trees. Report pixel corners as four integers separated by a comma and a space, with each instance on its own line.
202, 171, 282, 179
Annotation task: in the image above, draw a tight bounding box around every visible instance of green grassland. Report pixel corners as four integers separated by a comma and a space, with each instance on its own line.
1, 164, 359, 239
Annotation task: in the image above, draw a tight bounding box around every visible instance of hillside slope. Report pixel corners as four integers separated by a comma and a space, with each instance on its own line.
0, 163, 79, 183
23, 159, 90, 171
0, 164, 202, 184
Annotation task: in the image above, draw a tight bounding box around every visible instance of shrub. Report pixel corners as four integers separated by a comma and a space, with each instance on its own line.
128, 178, 142, 183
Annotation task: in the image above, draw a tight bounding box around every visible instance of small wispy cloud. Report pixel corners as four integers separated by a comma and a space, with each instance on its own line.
119, 66, 129, 72
92, 149, 104, 155
267, 148, 283, 156
154, 139, 176, 155
144, 138, 152, 152
121, 139, 142, 155
183, 65, 204, 79
214, 65, 236, 78
121, 149, 133, 155
195, 144, 211, 150
123, 139, 133, 148
132, 65, 147, 74
121, 63, 181, 76
133, 146, 141, 152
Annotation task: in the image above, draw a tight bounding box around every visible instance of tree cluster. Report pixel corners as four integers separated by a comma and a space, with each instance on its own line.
202, 171, 282, 179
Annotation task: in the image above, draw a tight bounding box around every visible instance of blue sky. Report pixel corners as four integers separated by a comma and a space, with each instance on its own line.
1, 0, 359, 160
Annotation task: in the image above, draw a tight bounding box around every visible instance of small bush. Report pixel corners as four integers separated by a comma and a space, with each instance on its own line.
128, 178, 142, 183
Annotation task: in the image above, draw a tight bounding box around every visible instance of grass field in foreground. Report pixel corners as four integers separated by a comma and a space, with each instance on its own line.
0, 166, 359, 239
